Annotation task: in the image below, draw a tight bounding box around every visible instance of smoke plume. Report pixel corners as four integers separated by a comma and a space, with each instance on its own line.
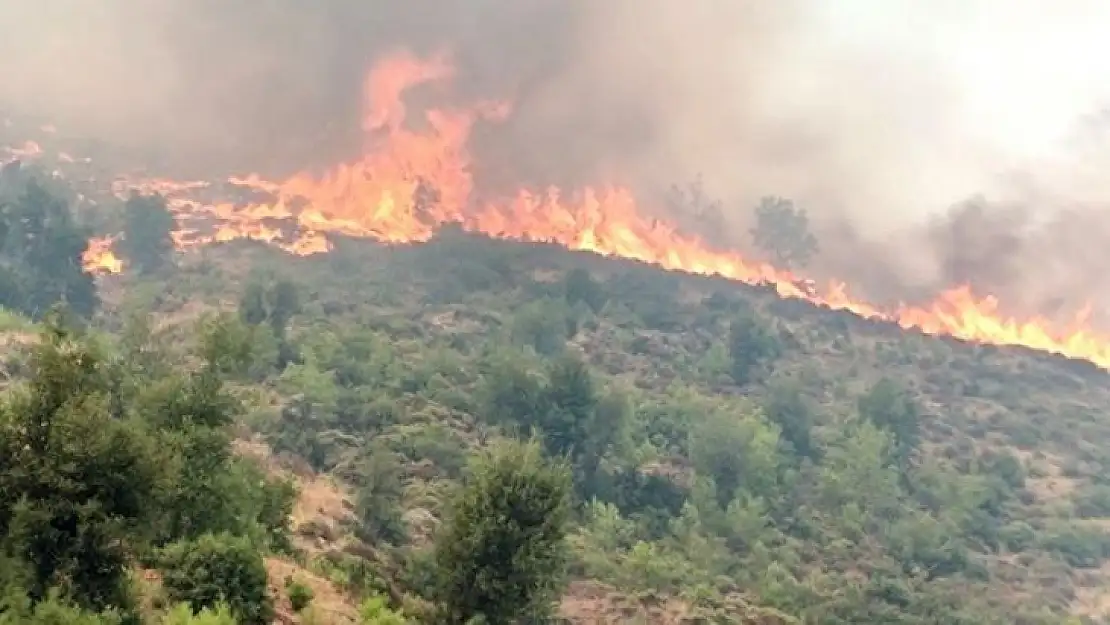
5, 1, 1110, 318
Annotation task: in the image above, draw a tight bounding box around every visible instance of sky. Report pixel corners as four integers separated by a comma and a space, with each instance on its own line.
817, 1, 1110, 162
5, 0, 1110, 303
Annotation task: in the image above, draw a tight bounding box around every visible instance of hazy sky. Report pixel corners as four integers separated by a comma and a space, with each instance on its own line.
815, 1, 1110, 162
5, 1, 1110, 310
3, 1, 1110, 228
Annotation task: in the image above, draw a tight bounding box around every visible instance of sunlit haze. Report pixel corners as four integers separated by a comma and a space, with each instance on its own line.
814, 1, 1110, 196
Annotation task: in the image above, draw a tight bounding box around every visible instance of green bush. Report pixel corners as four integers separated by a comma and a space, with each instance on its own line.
0, 588, 122, 625
358, 593, 409, 625
285, 578, 315, 613
727, 309, 780, 385
434, 439, 572, 625
158, 533, 274, 625
161, 602, 237, 625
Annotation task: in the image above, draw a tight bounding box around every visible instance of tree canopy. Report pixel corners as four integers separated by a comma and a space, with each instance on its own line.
749, 195, 819, 269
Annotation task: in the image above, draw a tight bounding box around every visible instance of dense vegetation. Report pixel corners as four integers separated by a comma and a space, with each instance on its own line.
3, 161, 1110, 623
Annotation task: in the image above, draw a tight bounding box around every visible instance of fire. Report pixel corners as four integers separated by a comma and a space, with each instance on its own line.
55, 52, 1110, 370
82, 237, 123, 274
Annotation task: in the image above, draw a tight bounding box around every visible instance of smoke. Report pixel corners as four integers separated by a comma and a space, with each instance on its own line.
5, 1, 1110, 318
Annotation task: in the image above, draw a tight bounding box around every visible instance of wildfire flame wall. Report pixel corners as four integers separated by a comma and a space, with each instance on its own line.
7, 2, 1110, 369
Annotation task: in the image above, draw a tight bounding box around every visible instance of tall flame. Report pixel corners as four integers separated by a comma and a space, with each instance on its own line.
67, 51, 1110, 370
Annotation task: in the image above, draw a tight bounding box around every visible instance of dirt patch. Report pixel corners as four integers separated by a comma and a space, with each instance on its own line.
266, 557, 360, 625
558, 581, 690, 624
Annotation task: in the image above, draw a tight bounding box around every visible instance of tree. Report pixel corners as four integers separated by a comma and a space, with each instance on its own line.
353, 442, 408, 545
0, 178, 97, 318
859, 378, 920, 469
539, 354, 599, 460
136, 364, 295, 549
762, 380, 817, 460
0, 588, 121, 624
509, 298, 571, 356
158, 532, 274, 625
0, 317, 156, 613
727, 309, 781, 385
238, 272, 301, 341
358, 593, 410, 625
117, 192, 175, 274
666, 176, 728, 248
749, 196, 818, 269
238, 273, 301, 369
479, 352, 547, 428
434, 439, 572, 625
689, 405, 781, 507
562, 268, 607, 313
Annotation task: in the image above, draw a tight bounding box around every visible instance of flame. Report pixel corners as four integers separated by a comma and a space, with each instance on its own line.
82, 237, 123, 274
54, 51, 1110, 370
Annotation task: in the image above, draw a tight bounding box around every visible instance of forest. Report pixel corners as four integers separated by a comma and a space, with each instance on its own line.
1, 159, 1108, 624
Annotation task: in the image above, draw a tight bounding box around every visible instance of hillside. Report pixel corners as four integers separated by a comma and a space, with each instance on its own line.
4, 149, 1110, 623
87, 228, 1110, 624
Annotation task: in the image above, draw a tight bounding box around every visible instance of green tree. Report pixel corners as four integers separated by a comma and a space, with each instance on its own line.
0, 318, 157, 613
158, 532, 274, 625
0, 178, 97, 318
196, 313, 264, 379
562, 268, 607, 313
358, 594, 409, 625
749, 196, 818, 269
509, 298, 571, 356
539, 354, 599, 459
238, 273, 301, 341
727, 309, 781, 385
0, 588, 121, 624
859, 378, 920, 468
535, 355, 630, 494
238, 273, 301, 369
285, 578, 314, 613
137, 369, 294, 549
434, 439, 572, 625
479, 352, 547, 428
689, 404, 781, 507
817, 420, 903, 535
353, 442, 407, 545
117, 192, 175, 274
762, 380, 817, 460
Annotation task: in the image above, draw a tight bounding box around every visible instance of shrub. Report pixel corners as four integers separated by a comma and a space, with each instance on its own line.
158, 533, 274, 625
286, 578, 315, 613
434, 439, 572, 625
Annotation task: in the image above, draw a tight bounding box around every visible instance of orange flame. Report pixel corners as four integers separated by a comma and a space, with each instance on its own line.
82, 237, 123, 274
68, 51, 1110, 370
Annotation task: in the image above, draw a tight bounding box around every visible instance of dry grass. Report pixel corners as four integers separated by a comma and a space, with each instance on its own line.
558, 581, 690, 624
266, 558, 360, 625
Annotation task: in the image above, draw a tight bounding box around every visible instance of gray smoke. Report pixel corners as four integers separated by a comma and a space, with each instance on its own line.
5, 1, 1110, 321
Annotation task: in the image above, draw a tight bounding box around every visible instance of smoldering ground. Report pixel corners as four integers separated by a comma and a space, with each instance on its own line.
4, 1, 1110, 320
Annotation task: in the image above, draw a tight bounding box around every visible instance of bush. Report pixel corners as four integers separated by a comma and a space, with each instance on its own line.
1075, 484, 1110, 519
161, 602, 237, 625
158, 533, 274, 625
285, 578, 315, 613
358, 593, 409, 625
434, 439, 572, 625
999, 521, 1036, 552
1039, 524, 1110, 568
727, 309, 780, 385
0, 588, 122, 625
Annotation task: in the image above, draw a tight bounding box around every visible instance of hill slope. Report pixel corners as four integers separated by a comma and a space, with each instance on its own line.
87, 229, 1110, 624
